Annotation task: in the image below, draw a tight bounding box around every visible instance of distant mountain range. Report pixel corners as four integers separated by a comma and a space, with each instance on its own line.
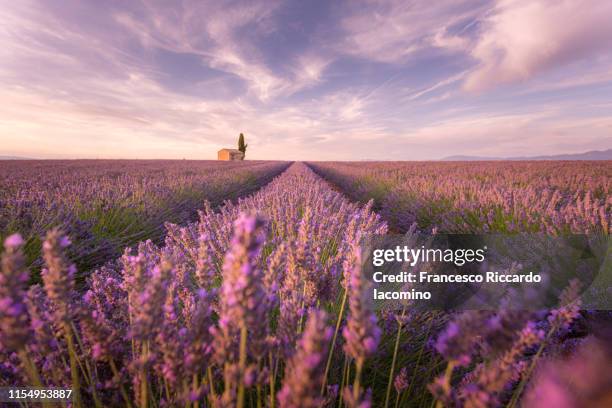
0, 155, 34, 160
441, 148, 612, 161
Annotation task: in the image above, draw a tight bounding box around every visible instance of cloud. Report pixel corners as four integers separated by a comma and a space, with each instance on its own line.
336, 0, 486, 62
464, 0, 612, 91
403, 71, 468, 101
112, 0, 331, 101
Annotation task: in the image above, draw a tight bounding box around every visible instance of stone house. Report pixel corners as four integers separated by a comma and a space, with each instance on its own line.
217, 148, 244, 161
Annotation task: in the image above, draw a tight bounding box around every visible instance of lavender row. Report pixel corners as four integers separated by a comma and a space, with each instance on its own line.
0, 163, 388, 407
307, 161, 611, 234
1, 163, 605, 407
0, 160, 289, 274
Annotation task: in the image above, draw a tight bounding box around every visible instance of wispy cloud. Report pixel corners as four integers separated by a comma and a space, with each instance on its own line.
335, 0, 488, 62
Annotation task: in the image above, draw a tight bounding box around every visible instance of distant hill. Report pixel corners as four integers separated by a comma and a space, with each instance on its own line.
0, 155, 33, 160
441, 148, 612, 161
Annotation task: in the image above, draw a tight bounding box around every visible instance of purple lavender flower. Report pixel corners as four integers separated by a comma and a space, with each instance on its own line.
211, 214, 270, 407
458, 321, 544, 407
342, 246, 380, 408
394, 367, 409, 394
212, 213, 270, 361
278, 309, 332, 408
548, 279, 582, 330
182, 288, 214, 377
41, 229, 78, 328
343, 247, 381, 366
0, 234, 31, 352
524, 338, 612, 407
155, 276, 182, 388
130, 260, 171, 342
434, 311, 489, 367
342, 386, 372, 408
277, 244, 306, 357
81, 266, 128, 362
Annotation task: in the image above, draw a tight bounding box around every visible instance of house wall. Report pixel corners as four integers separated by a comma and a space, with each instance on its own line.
218, 150, 244, 160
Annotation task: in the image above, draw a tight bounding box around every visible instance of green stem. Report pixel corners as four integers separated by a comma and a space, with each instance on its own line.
18, 351, 52, 408
65, 329, 83, 408
405, 314, 434, 402
70, 322, 102, 408
140, 341, 149, 408
207, 366, 217, 404
297, 286, 307, 334
384, 310, 405, 408
256, 385, 262, 408
321, 288, 348, 395
338, 357, 349, 408
192, 374, 199, 408
109, 358, 132, 408
418, 355, 441, 408
434, 361, 455, 408
506, 325, 556, 408
268, 352, 276, 408
237, 326, 248, 408
163, 377, 170, 404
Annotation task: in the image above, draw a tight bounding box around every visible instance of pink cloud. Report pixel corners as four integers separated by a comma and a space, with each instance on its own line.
464, 0, 612, 91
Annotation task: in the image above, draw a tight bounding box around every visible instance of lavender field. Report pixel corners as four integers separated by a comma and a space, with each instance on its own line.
307, 161, 611, 235
1, 161, 610, 407
0, 160, 289, 275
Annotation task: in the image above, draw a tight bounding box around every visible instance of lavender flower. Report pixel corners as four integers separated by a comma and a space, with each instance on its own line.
278, 310, 332, 408
342, 386, 372, 408
212, 214, 269, 362
155, 276, 182, 387
394, 367, 409, 394
343, 246, 380, 408
524, 338, 612, 407
459, 321, 544, 406
130, 261, 171, 342
278, 244, 306, 357
24, 285, 67, 385
41, 229, 78, 327
211, 214, 270, 407
343, 247, 381, 366
0, 234, 30, 352
195, 232, 217, 287
434, 311, 488, 367
182, 288, 214, 376
548, 279, 582, 330
81, 266, 128, 362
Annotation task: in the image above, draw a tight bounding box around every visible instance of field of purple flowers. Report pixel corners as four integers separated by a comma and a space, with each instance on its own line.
1, 162, 610, 407
307, 161, 611, 235
0, 160, 289, 275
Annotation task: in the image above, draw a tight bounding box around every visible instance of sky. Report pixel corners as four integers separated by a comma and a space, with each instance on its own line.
1, 0, 611, 161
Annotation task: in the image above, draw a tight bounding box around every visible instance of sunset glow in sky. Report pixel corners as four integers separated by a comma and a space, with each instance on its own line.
1, 0, 611, 160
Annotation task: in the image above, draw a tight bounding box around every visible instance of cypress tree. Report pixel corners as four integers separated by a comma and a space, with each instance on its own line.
238, 133, 248, 158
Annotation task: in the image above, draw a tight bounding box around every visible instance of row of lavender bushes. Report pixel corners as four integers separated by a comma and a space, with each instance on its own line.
306, 161, 611, 235
0, 160, 290, 275
308, 160, 612, 406
2, 162, 606, 407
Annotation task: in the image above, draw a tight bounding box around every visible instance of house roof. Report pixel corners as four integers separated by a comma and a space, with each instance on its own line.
218, 148, 242, 153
